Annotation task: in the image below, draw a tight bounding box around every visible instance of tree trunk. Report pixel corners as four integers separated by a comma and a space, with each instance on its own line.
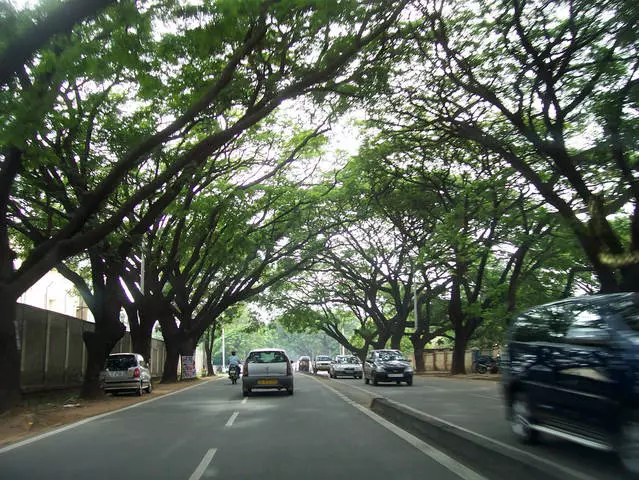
0, 293, 20, 413
390, 329, 403, 350
451, 328, 469, 375
204, 331, 215, 376
162, 341, 180, 383
130, 326, 152, 366
81, 324, 125, 398
372, 331, 390, 349
413, 345, 425, 372
162, 333, 197, 382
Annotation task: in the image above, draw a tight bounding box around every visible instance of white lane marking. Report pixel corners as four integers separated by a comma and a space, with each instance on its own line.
315, 379, 488, 480
380, 398, 600, 480
0, 378, 218, 455
225, 411, 239, 427
188, 447, 217, 480
241, 397, 248, 404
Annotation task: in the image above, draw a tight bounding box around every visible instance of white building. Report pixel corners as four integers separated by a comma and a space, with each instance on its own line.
18, 270, 94, 322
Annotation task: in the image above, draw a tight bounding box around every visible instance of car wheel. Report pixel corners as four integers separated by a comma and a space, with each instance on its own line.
364, 375, 369, 385
137, 383, 143, 397
146, 379, 153, 394
510, 391, 538, 444
287, 388, 294, 395
406, 378, 413, 386
372, 373, 378, 386
617, 411, 639, 474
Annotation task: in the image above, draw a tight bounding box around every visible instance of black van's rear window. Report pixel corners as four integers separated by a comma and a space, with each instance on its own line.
610, 300, 639, 332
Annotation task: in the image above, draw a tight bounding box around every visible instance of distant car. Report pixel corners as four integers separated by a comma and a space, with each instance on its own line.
329, 355, 363, 379
100, 353, 152, 396
313, 355, 332, 374
242, 348, 294, 396
364, 349, 413, 386
502, 293, 639, 474
298, 356, 311, 372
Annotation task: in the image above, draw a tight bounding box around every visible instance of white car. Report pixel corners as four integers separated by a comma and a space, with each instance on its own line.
100, 353, 152, 396
313, 355, 332, 374
329, 355, 363, 379
242, 348, 294, 396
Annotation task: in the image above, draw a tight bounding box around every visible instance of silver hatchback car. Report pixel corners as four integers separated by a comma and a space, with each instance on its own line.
242, 348, 294, 396
101, 353, 152, 396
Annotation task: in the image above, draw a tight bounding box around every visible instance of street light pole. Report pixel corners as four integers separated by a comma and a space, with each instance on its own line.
221, 328, 225, 371
414, 288, 419, 331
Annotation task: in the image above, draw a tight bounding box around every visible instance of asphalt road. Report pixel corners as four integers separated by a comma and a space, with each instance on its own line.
0, 374, 484, 480
325, 373, 632, 480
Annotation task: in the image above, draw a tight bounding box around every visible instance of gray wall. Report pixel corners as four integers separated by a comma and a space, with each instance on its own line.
16, 303, 166, 392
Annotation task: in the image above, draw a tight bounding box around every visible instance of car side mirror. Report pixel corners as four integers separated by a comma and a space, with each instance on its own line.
565, 328, 611, 346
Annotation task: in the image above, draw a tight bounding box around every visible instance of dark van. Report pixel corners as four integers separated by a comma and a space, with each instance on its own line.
502, 293, 639, 473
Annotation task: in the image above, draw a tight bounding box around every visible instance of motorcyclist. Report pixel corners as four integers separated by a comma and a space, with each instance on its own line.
228, 350, 241, 377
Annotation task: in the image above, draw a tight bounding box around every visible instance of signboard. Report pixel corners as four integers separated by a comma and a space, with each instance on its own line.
180, 355, 197, 379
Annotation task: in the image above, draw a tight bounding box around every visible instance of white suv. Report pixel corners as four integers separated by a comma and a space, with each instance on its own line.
313, 355, 332, 374
242, 348, 293, 396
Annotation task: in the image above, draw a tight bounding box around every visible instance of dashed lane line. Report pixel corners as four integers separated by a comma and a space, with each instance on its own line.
188, 448, 217, 480
225, 411, 239, 427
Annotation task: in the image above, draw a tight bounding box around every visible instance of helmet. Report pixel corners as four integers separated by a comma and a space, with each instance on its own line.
231, 350, 236, 356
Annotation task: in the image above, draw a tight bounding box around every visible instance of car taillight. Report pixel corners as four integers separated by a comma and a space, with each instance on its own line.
243, 360, 249, 377
286, 360, 292, 376
133, 367, 140, 378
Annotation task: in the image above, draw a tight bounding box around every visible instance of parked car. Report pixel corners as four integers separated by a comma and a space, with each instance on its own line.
329, 355, 363, 379
298, 355, 311, 372
242, 348, 294, 396
364, 349, 413, 386
502, 293, 639, 474
100, 353, 152, 396
313, 355, 332, 374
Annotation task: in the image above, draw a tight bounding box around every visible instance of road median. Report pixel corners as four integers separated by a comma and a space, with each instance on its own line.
369, 397, 597, 480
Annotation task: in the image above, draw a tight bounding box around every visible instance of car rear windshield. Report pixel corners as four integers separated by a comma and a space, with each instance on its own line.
337, 356, 359, 364
609, 299, 639, 332
379, 351, 406, 361
316, 356, 331, 361
247, 351, 288, 363
105, 355, 137, 370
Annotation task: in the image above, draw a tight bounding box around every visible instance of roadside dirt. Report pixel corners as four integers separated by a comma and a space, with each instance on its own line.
0, 377, 219, 448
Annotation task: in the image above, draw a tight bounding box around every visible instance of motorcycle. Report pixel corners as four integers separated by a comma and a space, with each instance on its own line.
228, 364, 240, 384
474, 355, 500, 374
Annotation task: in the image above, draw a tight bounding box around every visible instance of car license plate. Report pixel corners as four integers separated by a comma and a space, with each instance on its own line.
388, 373, 403, 378
257, 379, 278, 385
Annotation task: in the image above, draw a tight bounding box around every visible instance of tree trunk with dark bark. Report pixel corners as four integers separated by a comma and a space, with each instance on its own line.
451, 328, 469, 375
372, 330, 390, 349
390, 326, 404, 350
130, 326, 152, 366
162, 341, 180, 383
81, 323, 125, 398
0, 293, 20, 413
413, 345, 425, 372
204, 330, 215, 376
162, 333, 197, 383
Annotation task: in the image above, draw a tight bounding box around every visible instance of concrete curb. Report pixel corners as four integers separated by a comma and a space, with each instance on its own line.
370, 397, 598, 480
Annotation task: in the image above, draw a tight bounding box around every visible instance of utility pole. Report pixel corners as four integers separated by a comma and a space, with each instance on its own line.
414, 288, 419, 331
221, 328, 226, 371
